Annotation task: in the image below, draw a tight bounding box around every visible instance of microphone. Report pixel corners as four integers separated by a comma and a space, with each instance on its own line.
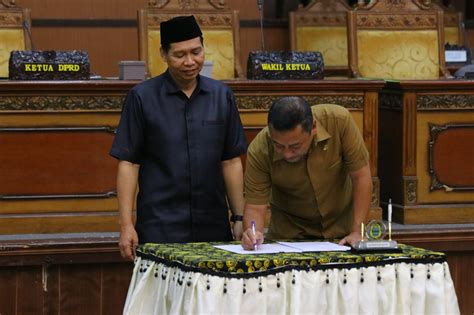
453, 21, 474, 79
257, 0, 265, 51
460, 21, 473, 64
22, 20, 35, 51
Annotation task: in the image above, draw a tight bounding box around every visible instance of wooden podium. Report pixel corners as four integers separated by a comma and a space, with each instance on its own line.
379, 80, 474, 224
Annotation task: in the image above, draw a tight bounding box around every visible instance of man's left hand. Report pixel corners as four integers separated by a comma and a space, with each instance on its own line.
338, 231, 362, 247
232, 221, 243, 241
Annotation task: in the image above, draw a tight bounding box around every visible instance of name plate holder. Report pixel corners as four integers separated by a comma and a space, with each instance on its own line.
247, 51, 324, 80
353, 220, 399, 251
9, 50, 90, 80
353, 200, 399, 252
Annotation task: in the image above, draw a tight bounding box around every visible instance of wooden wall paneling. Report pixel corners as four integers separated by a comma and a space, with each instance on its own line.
0, 198, 118, 214
0, 196, 117, 215
0, 267, 17, 315
378, 92, 405, 221
401, 206, 474, 225
31, 27, 139, 77
242, 126, 263, 169
448, 252, 474, 315
18, 0, 148, 19
244, 127, 262, 145
59, 264, 102, 315
464, 0, 472, 19
227, 0, 261, 19
430, 125, 474, 188
363, 91, 379, 176
44, 264, 60, 315
17, 265, 44, 314
0, 214, 120, 234
0, 128, 117, 197
0, 238, 133, 315
380, 110, 405, 202
0, 112, 121, 129
417, 112, 474, 203
402, 92, 417, 177
101, 263, 133, 314
21, 0, 147, 77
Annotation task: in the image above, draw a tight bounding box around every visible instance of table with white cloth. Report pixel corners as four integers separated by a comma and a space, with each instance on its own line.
124, 242, 460, 315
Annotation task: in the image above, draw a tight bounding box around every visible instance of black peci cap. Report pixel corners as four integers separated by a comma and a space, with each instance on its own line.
160, 15, 203, 46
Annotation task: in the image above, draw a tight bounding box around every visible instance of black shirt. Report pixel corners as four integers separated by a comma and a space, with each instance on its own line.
110, 71, 247, 243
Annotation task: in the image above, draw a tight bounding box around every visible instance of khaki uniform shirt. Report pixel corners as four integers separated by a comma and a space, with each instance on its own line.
245, 104, 369, 240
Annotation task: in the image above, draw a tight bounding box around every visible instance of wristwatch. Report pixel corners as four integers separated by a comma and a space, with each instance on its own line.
230, 214, 243, 222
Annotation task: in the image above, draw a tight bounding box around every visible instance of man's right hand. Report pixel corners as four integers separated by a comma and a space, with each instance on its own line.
241, 228, 264, 251
119, 224, 139, 261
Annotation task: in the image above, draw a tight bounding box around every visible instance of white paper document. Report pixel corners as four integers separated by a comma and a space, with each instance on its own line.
214, 241, 350, 254
213, 243, 303, 255
278, 241, 350, 252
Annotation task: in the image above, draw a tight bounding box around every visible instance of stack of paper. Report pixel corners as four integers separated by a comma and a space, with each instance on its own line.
213, 241, 350, 255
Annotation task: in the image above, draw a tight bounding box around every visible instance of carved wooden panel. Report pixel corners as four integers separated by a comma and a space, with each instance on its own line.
294, 13, 347, 27
291, 0, 350, 27
355, 13, 439, 29
236, 95, 364, 110
0, 0, 23, 27
360, 0, 432, 12
0, 10, 22, 27
0, 95, 125, 110
0, 127, 117, 199
0, 0, 17, 8
417, 94, 474, 110
429, 123, 474, 191
148, 0, 228, 10
147, 12, 233, 29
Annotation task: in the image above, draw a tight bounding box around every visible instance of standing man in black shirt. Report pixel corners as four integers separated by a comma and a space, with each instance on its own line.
110, 16, 247, 260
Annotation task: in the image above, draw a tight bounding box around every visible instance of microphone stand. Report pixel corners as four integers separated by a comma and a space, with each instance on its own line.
22, 20, 35, 51
257, 0, 265, 51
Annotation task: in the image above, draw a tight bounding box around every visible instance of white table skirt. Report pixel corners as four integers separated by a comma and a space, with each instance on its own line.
123, 257, 459, 315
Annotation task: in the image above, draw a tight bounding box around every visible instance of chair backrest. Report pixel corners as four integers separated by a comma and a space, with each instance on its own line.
289, 0, 351, 75
0, 1, 31, 78
432, 0, 464, 45
138, 0, 243, 80
347, 0, 448, 80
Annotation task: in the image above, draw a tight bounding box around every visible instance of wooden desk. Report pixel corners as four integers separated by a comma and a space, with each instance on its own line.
0, 79, 384, 235
379, 80, 474, 225
0, 80, 133, 235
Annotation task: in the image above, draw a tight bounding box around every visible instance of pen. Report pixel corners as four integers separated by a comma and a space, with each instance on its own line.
251, 220, 258, 251
388, 198, 392, 241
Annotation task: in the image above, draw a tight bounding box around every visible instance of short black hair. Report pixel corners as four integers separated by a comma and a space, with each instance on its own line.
268, 96, 313, 133
161, 36, 204, 54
